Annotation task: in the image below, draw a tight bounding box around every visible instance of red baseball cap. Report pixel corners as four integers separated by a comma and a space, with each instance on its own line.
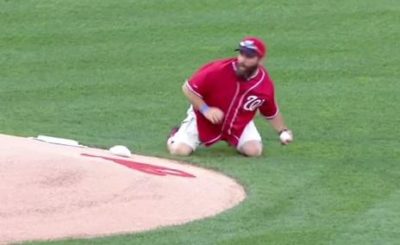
236, 36, 267, 58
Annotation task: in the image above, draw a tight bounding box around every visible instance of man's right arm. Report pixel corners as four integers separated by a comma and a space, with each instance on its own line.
182, 83, 207, 112
182, 83, 224, 124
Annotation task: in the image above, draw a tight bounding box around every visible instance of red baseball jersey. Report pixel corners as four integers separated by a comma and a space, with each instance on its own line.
186, 58, 279, 146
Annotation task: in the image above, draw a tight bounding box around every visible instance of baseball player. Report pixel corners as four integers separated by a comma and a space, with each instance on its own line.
167, 37, 293, 157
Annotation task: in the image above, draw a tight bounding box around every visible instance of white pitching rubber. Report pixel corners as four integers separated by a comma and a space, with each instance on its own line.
35, 135, 85, 147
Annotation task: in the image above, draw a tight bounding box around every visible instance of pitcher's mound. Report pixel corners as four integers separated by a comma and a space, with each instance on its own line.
0, 134, 245, 244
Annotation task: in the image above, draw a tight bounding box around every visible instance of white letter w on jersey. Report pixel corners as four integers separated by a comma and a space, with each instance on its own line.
243, 95, 265, 111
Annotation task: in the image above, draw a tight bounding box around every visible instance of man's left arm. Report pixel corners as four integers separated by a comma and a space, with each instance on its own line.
259, 91, 293, 145
266, 112, 293, 145
267, 111, 286, 133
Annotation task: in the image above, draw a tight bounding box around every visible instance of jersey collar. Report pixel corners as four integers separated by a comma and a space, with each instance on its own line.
232, 61, 260, 81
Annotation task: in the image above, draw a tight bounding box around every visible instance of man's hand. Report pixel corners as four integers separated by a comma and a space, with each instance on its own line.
203, 107, 224, 124
267, 112, 293, 145
182, 85, 225, 125
279, 129, 293, 145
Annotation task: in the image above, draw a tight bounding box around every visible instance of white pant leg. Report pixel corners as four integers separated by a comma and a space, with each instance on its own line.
237, 121, 262, 150
168, 106, 201, 151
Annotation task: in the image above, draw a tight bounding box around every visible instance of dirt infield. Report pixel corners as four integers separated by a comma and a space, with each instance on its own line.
0, 134, 246, 244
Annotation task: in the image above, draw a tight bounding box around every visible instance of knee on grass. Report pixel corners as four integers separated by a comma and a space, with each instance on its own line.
168, 143, 193, 156
239, 141, 263, 157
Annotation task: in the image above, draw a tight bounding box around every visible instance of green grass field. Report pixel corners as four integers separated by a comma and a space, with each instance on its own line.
1, 0, 400, 244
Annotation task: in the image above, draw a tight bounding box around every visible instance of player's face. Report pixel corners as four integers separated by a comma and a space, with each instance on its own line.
236, 51, 261, 79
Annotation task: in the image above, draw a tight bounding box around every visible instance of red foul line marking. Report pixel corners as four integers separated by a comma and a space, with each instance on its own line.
81, 153, 196, 178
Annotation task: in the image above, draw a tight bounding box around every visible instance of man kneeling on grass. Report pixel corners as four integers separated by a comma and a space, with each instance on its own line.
167, 37, 293, 157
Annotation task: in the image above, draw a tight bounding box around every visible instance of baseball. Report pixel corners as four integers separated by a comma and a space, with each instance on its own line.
109, 145, 132, 158
280, 131, 293, 143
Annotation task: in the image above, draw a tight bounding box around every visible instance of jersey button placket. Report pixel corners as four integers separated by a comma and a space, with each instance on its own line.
227, 82, 243, 136
222, 82, 240, 136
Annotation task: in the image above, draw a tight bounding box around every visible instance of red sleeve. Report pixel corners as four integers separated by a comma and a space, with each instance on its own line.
185, 63, 214, 98
259, 83, 279, 120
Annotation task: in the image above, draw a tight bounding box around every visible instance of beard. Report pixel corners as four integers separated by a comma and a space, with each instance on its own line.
235, 62, 259, 80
